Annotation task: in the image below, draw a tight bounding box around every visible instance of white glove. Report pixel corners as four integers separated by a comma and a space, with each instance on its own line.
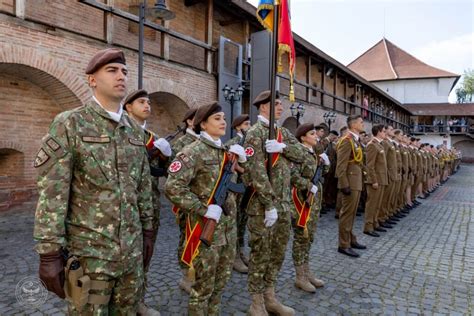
229, 144, 247, 163
265, 139, 287, 153
204, 204, 223, 223
319, 153, 330, 166
310, 184, 318, 194
154, 138, 172, 157
264, 208, 278, 227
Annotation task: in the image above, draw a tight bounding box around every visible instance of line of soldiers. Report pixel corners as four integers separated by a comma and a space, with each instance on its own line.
33, 48, 460, 315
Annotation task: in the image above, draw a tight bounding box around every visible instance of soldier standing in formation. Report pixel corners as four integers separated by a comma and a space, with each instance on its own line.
291, 123, 328, 293
226, 114, 252, 274
242, 90, 304, 316
321, 130, 339, 214
34, 48, 156, 313
123, 89, 173, 316
171, 107, 199, 294
165, 102, 247, 315
363, 124, 388, 237
336, 115, 367, 258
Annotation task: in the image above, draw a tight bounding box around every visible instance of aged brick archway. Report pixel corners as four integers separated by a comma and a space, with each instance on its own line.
147, 91, 191, 136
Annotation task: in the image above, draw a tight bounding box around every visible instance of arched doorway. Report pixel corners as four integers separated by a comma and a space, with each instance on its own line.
282, 117, 298, 135
147, 91, 191, 137
452, 139, 474, 163
0, 64, 82, 209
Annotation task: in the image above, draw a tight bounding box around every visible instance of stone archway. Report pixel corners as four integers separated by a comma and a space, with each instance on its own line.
147, 91, 191, 137
452, 139, 474, 163
282, 117, 298, 134
0, 63, 83, 210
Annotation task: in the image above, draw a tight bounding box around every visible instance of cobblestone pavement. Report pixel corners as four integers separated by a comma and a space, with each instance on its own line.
1, 165, 473, 315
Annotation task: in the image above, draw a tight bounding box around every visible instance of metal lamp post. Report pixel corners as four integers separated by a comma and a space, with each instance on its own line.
290, 102, 305, 127
323, 111, 337, 130
222, 84, 244, 138
138, 0, 175, 89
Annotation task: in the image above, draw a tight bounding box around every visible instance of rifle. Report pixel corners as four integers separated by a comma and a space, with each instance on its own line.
200, 132, 247, 247
149, 125, 185, 177
305, 147, 328, 204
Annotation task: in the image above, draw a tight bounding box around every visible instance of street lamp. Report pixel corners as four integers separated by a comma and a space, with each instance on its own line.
222, 84, 244, 137
138, 0, 175, 88
290, 102, 305, 127
323, 111, 337, 130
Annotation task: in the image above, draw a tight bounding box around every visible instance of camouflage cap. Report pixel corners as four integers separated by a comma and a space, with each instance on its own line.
193, 102, 223, 133
253, 90, 280, 108
85, 48, 126, 74
123, 89, 148, 109
182, 108, 198, 123
295, 123, 315, 141
231, 114, 250, 129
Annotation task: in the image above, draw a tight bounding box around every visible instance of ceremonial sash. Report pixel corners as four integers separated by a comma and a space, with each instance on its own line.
181, 152, 230, 268
246, 128, 283, 204
291, 187, 314, 228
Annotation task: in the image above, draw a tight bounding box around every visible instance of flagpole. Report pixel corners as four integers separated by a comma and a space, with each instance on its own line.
267, 0, 280, 177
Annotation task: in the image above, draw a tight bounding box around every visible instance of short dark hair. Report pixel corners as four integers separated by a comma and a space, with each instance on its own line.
340, 126, 348, 133
347, 115, 362, 127
329, 130, 339, 136
393, 129, 402, 135
410, 136, 417, 142
360, 131, 367, 136
372, 124, 385, 137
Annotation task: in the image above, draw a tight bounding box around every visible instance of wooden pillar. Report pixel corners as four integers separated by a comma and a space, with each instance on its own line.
306, 56, 311, 103
333, 71, 337, 110
103, 0, 115, 44
15, 0, 25, 19
321, 64, 325, 107
161, 20, 170, 60
205, 0, 213, 73
343, 78, 347, 113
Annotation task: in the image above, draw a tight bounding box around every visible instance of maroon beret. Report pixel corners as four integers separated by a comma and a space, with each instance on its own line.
123, 89, 148, 109
231, 114, 250, 129
193, 102, 223, 133
295, 123, 315, 141
85, 48, 126, 74
182, 108, 198, 123
253, 90, 280, 108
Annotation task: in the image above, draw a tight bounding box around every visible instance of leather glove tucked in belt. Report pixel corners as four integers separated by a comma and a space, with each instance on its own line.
143, 229, 157, 269
39, 250, 66, 299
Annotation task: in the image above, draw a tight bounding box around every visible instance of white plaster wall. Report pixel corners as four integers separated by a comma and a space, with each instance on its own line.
373, 78, 456, 104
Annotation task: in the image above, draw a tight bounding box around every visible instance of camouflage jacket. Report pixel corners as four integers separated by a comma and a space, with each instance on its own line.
33, 100, 154, 261
171, 130, 199, 157
290, 144, 328, 211
241, 119, 305, 215
164, 137, 236, 246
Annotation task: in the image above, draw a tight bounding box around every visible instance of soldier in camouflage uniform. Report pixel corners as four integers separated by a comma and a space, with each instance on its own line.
225, 114, 252, 274
165, 102, 247, 315
33, 48, 155, 314
290, 123, 329, 293
242, 90, 305, 316
170, 107, 199, 294
124, 89, 173, 316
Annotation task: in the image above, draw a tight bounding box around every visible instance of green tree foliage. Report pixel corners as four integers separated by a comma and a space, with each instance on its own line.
456, 69, 474, 103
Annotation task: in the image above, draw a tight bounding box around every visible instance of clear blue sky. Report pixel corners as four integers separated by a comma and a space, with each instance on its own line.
247, 0, 473, 102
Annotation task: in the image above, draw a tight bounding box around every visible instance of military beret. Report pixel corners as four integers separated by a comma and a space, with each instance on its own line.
253, 90, 280, 107
231, 114, 250, 129
123, 89, 148, 108
193, 102, 223, 133
85, 48, 126, 74
295, 123, 315, 141
329, 130, 339, 136
182, 108, 198, 123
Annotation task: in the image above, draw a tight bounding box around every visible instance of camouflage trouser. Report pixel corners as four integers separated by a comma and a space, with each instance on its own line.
291, 192, 321, 266
188, 240, 236, 315
68, 256, 144, 315
235, 194, 248, 250
247, 203, 291, 294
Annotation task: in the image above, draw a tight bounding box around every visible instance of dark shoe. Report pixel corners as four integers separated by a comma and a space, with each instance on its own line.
356, 212, 362, 217
335, 214, 339, 219
380, 223, 393, 229
394, 213, 405, 218
401, 209, 410, 214
351, 242, 367, 249
375, 227, 387, 232
386, 220, 397, 225
390, 217, 400, 222
364, 231, 380, 237
414, 200, 421, 206
338, 247, 360, 257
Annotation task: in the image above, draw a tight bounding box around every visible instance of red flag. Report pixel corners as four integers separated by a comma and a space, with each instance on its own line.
278, 0, 296, 101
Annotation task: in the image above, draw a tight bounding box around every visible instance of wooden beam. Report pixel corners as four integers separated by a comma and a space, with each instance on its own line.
15, 0, 25, 19
321, 64, 325, 107
333, 71, 337, 110
104, 0, 114, 44
344, 76, 347, 113
161, 20, 170, 60
185, 0, 204, 6
205, 0, 213, 73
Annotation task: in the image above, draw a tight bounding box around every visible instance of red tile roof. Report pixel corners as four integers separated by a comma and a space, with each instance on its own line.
404, 103, 474, 116
348, 38, 459, 81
